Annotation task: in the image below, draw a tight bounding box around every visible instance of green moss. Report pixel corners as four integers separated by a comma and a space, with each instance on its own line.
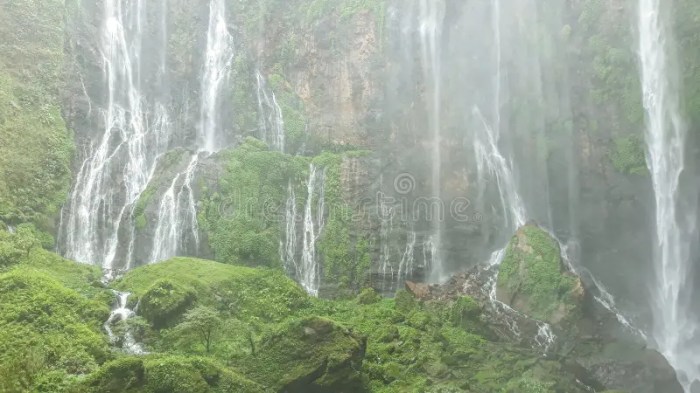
357, 287, 381, 304
76, 355, 268, 393
116, 258, 310, 325
312, 152, 372, 290
199, 139, 308, 268
611, 135, 647, 175
234, 316, 366, 392
497, 225, 581, 323
449, 296, 482, 326
0, 266, 110, 391
133, 149, 190, 232
0, 1, 74, 229
139, 279, 198, 329
394, 290, 418, 314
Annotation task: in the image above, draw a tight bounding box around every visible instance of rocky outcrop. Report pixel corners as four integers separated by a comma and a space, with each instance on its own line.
400, 248, 683, 393
496, 224, 585, 325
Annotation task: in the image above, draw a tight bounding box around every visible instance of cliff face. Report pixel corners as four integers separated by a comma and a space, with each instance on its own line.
2, 0, 699, 303
0, 0, 74, 233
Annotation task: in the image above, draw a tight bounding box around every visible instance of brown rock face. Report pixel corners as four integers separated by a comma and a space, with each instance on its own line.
405, 281, 431, 299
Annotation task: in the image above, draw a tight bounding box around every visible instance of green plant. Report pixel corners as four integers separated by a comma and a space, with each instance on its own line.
172, 306, 223, 354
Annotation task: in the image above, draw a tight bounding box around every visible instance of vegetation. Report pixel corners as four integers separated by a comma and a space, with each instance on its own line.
0, 0, 74, 229
75, 355, 267, 393
1, 0, 696, 392
171, 306, 223, 354
313, 152, 373, 292
199, 139, 308, 267
0, 243, 111, 392
497, 225, 583, 324
105, 258, 592, 392
611, 135, 647, 175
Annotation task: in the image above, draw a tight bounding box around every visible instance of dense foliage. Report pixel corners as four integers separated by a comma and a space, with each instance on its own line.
198, 139, 308, 267
0, 0, 74, 229
3, 0, 700, 391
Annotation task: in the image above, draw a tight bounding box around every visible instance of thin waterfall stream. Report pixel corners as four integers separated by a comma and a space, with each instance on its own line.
417, 0, 446, 283
638, 0, 700, 389
298, 164, 327, 296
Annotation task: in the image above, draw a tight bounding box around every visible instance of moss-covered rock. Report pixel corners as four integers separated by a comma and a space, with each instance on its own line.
236, 316, 366, 393
357, 287, 381, 305
116, 258, 310, 326
139, 279, 197, 329
497, 224, 584, 325
75, 355, 268, 393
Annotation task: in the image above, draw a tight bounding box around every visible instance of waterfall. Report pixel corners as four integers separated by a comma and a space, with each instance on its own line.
199, 0, 234, 153
417, 0, 446, 282
378, 191, 396, 292
61, 0, 170, 270
146, 0, 234, 264
638, 0, 700, 389
397, 230, 417, 288
473, 107, 527, 234
474, 95, 554, 350
282, 181, 298, 276
256, 71, 285, 152
299, 165, 326, 296
104, 291, 146, 355
150, 154, 201, 263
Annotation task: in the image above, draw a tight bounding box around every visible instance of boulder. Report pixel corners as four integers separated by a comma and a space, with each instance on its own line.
237, 317, 366, 393
76, 356, 267, 393
496, 224, 584, 325
138, 279, 197, 329
571, 338, 683, 393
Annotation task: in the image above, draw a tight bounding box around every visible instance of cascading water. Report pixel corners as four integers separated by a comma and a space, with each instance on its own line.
104, 291, 146, 355
150, 154, 201, 263
61, 0, 170, 271
281, 181, 298, 276
417, 0, 446, 282
472, 106, 555, 349
378, 190, 396, 292
199, 0, 234, 153
299, 165, 326, 296
148, 0, 235, 264
256, 71, 285, 152
473, 107, 527, 234
397, 230, 417, 287
638, 0, 700, 389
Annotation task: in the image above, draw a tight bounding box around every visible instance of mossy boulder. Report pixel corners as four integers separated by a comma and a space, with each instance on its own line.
116, 258, 310, 326
139, 279, 197, 329
356, 287, 381, 305
75, 355, 268, 393
237, 317, 366, 392
496, 224, 584, 325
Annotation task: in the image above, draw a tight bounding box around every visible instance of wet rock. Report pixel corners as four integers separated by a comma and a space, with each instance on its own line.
405, 281, 431, 299
496, 224, 585, 325
405, 237, 683, 393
